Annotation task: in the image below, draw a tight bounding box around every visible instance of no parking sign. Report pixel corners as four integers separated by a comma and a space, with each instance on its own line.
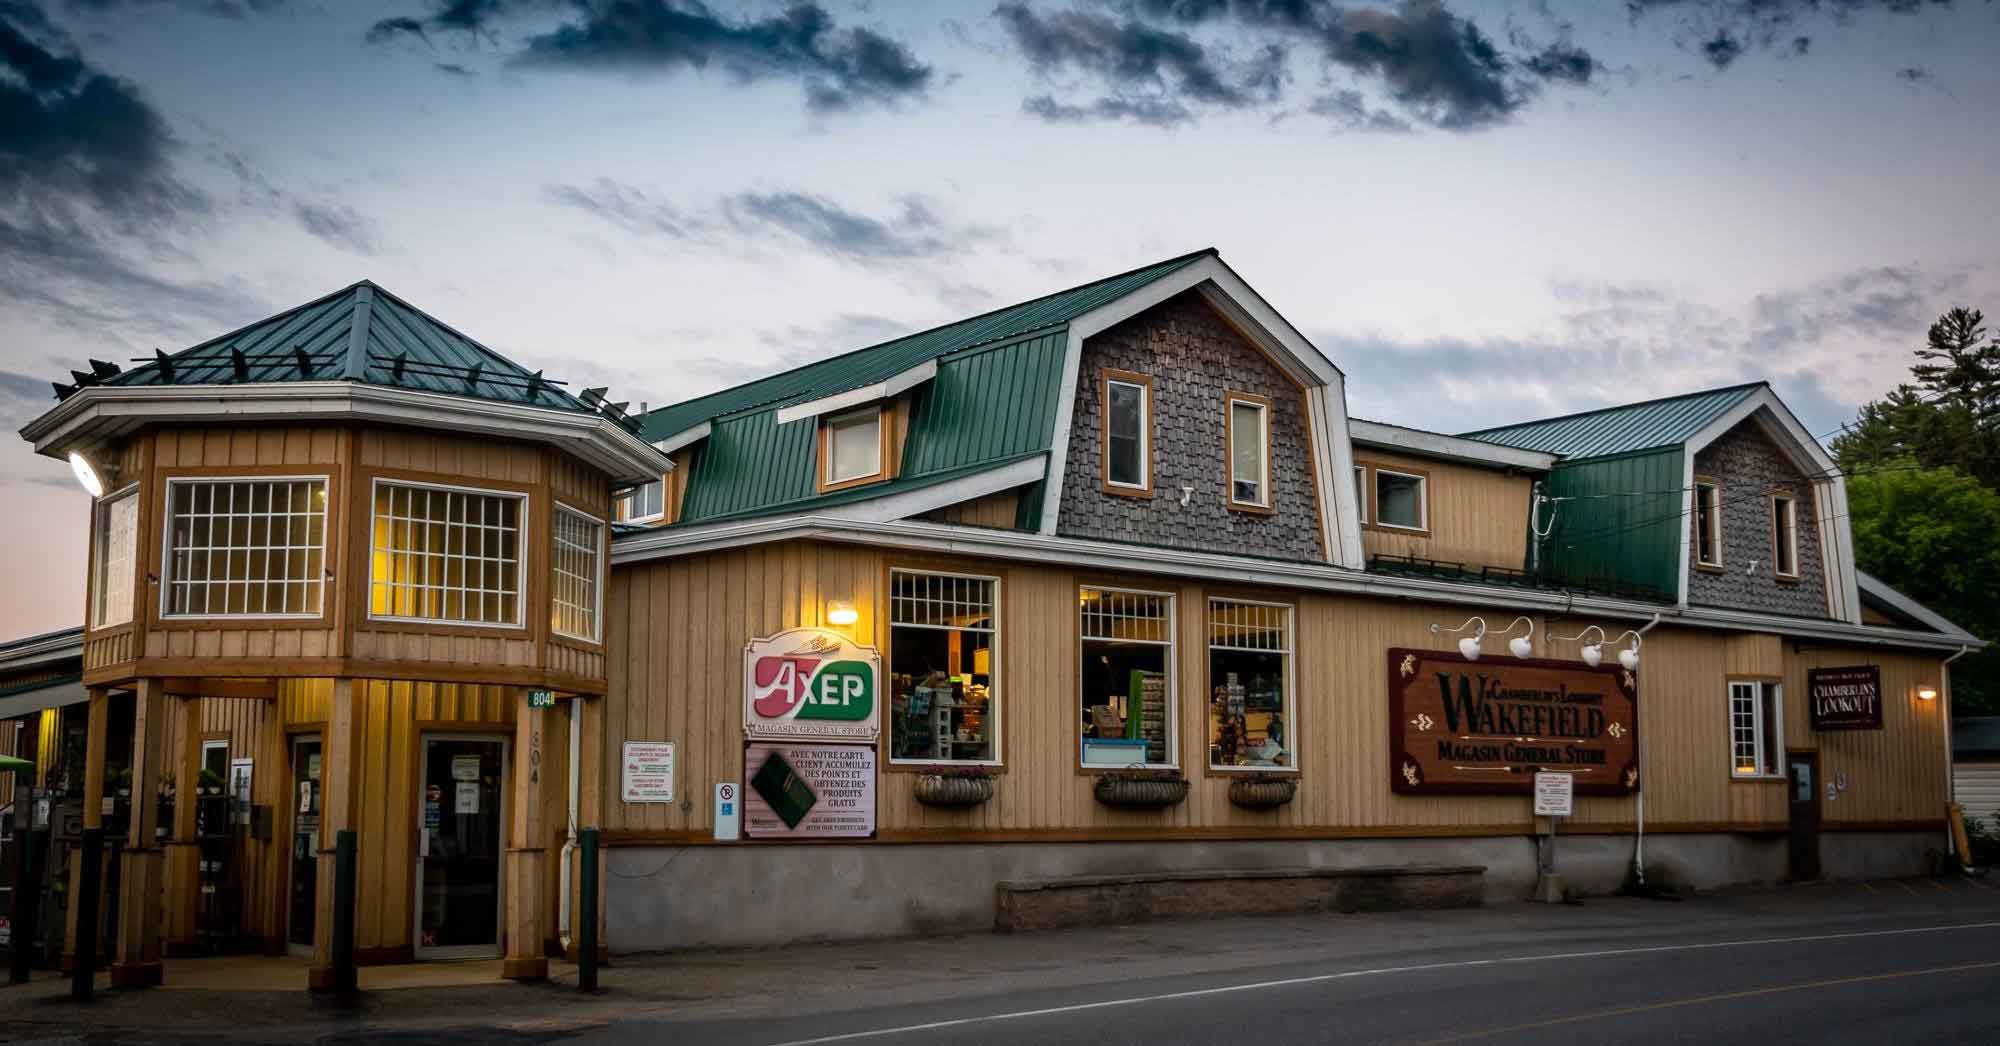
714, 782, 741, 841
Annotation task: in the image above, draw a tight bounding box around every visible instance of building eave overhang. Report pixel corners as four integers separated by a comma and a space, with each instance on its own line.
1857, 570, 1980, 643
611, 515, 1982, 654
1350, 420, 1558, 472
772, 360, 938, 426
19, 382, 674, 484
0, 627, 85, 675
651, 420, 711, 456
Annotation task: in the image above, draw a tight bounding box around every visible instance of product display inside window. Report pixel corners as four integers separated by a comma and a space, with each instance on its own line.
1079, 588, 1173, 766
1208, 600, 1291, 769
889, 571, 996, 763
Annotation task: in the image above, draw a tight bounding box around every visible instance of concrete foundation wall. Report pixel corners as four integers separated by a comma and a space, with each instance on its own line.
603, 831, 1932, 953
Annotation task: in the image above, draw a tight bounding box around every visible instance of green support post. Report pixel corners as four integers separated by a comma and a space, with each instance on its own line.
578, 827, 599, 992
330, 829, 357, 997
70, 827, 101, 1003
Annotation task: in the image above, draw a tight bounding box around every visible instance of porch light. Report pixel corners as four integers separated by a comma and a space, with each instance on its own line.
68, 451, 104, 497
1613, 630, 1643, 671
827, 600, 859, 626
1553, 625, 1606, 668
1916, 684, 1939, 702
1501, 616, 1535, 659
1432, 617, 1486, 661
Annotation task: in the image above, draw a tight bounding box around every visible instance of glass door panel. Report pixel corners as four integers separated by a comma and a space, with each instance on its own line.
416, 736, 506, 957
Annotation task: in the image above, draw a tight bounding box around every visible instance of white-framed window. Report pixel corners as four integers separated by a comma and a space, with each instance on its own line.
201, 739, 229, 785
90, 485, 139, 628
1103, 372, 1151, 492
162, 477, 329, 618
614, 480, 664, 524
1207, 598, 1293, 771
888, 570, 999, 765
1079, 586, 1175, 768
823, 407, 885, 487
550, 505, 604, 642
1695, 480, 1722, 568
1227, 394, 1271, 508
1375, 468, 1428, 531
1729, 680, 1783, 778
368, 479, 525, 628
1771, 494, 1798, 578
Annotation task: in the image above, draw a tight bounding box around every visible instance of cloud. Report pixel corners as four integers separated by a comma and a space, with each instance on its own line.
62, 0, 292, 17
545, 178, 1001, 267
1022, 92, 1195, 126
996, 3, 1283, 120
1304, 89, 1410, 131
1896, 65, 1932, 83
1701, 28, 1743, 69
1626, 0, 1958, 71
365, 16, 429, 45
291, 200, 380, 256
435, 62, 475, 76
510, 1, 935, 113
1521, 40, 1597, 85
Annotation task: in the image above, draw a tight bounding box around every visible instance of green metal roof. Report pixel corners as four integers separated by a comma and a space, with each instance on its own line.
640, 248, 1215, 440
1458, 382, 1764, 459
80, 281, 610, 418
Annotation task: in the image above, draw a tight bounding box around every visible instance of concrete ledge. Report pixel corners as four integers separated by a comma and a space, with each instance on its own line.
995, 864, 1485, 932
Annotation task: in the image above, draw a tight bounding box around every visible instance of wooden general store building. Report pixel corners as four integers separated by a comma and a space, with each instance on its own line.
4, 249, 1982, 983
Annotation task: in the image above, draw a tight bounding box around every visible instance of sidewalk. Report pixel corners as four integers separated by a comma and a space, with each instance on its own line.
3, 877, 1995, 1043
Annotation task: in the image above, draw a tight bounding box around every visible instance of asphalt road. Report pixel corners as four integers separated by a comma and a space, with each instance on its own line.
577, 897, 2000, 1046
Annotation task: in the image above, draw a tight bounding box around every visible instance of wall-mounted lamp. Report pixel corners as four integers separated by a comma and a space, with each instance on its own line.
826, 599, 859, 626
1553, 625, 1607, 667
1916, 684, 1939, 702
68, 451, 104, 497
1431, 617, 1486, 661
1500, 616, 1535, 659
1611, 630, 1643, 671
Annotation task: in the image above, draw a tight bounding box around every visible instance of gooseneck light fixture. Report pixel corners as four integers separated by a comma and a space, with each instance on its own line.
1431, 617, 1487, 661
1500, 616, 1535, 659
68, 451, 104, 498
1611, 630, 1643, 671
1552, 625, 1608, 668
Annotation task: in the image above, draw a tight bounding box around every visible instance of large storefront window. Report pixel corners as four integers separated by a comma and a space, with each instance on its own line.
888, 570, 997, 763
163, 477, 328, 617
1207, 599, 1293, 770
90, 486, 138, 627
1079, 586, 1175, 768
369, 480, 524, 627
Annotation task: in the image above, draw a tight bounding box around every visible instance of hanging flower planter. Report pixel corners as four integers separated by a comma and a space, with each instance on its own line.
1093, 772, 1189, 809
1227, 775, 1297, 810
913, 772, 995, 808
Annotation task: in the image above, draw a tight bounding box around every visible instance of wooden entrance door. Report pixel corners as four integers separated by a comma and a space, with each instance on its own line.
1787, 751, 1822, 881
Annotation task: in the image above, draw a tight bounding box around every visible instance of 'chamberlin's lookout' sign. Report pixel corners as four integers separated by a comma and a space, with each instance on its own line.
1389, 648, 1640, 797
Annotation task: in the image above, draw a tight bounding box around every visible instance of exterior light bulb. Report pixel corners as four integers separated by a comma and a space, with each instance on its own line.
1508, 635, 1533, 659
1618, 646, 1641, 671
827, 600, 859, 626
68, 451, 103, 497
1580, 644, 1603, 668
1458, 636, 1482, 661
1917, 685, 1938, 702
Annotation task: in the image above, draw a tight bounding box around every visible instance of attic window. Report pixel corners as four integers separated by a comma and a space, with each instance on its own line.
1771, 493, 1799, 579
820, 407, 886, 491
1695, 479, 1722, 569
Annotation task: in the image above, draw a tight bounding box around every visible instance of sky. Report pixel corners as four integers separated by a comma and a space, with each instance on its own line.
3, 0, 1998, 638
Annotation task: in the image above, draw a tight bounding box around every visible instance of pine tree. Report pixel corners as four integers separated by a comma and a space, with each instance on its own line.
1910, 307, 1999, 418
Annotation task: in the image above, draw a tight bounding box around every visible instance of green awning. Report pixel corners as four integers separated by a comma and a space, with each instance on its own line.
0, 755, 33, 772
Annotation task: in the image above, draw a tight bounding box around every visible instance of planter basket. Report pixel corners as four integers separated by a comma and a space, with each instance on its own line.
913, 774, 994, 808
1093, 776, 1189, 809
1228, 777, 1298, 810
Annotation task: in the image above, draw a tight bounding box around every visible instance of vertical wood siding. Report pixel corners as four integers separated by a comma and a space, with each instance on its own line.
1357, 451, 1534, 571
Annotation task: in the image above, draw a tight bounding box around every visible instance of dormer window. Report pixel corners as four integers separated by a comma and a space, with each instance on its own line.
1771, 493, 1799, 579
1101, 369, 1152, 496
1695, 479, 1723, 569
819, 406, 886, 491
614, 479, 664, 524
1226, 392, 1271, 510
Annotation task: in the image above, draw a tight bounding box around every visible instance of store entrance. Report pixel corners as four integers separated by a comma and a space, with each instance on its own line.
415, 735, 506, 959
1787, 751, 1822, 881
285, 734, 321, 957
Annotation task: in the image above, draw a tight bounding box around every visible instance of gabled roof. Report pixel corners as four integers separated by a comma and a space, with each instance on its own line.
1459, 382, 1765, 459
639, 248, 1216, 440
88, 281, 607, 418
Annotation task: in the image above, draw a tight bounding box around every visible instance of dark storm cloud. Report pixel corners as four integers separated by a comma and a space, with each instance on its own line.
364, 1, 554, 45
1702, 28, 1743, 68
511, 1, 934, 113
996, 3, 1282, 113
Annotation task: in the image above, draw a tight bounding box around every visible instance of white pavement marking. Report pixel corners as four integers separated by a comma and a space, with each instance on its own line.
761, 920, 2000, 1046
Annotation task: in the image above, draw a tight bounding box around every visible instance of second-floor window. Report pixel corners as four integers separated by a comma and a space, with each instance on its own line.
1771, 493, 1798, 578
1227, 393, 1271, 508
1695, 480, 1722, 568
821, 407, 885, 489
1102, 370, 1151, 493
1374, 468, 1428, 531
550, 505, 604, 642
369, 480, 524, 627
614, 480, 664, 524
163, 478, 328, 618
90, 486, 139, 628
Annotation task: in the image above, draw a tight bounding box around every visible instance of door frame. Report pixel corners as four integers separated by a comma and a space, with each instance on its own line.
1786, 749, 1822, 882
284, 732, 322, 959
412, 731, 510, 961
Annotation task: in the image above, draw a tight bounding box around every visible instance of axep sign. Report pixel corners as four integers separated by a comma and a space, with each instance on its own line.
742, 628, 882, 741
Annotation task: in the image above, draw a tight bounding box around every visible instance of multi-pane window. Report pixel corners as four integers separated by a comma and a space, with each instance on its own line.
614, 480, 664, 524
163, 478, 328, 617
1375, 468, 1427, 530
1771, 494, 1798, 578
550, 506, 604, 642
1103, 372, 1151, 492
1207, 599, 1292, 770
1695, 480, 1722, 568
823, 408, 884, 486
90, 486, 138, 628
369, 480, 524, 627
1227, 395, 1270, 508
1079, 586, 1174, 767
1729, 680, 1782, 778
888, 571, 998, 764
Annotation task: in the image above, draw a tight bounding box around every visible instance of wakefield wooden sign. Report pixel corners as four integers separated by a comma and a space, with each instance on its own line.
1808, 665, 1883, 731
1389, 648, 1640, 797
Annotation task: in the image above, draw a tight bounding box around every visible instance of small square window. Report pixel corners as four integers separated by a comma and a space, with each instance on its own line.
823, 408, 884, 487
1375, 469, 1427, 531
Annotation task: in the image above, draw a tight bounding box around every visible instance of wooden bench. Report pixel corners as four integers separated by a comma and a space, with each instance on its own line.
994, 864, 1485, 932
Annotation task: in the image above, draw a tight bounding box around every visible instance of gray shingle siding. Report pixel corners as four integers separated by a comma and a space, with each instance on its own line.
1057, 291, 1322, 561
1689, 421, 1829, 617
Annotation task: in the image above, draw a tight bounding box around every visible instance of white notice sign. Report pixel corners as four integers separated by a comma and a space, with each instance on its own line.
714, 782, 741, 842
743, 743, 876, 839
455, 781, 480, 815
622, 741, 677, 803
451, 755, 481, 782
1533, 771, 1574, 817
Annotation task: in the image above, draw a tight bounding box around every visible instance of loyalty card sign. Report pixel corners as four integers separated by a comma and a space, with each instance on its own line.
743, 628, 881, 742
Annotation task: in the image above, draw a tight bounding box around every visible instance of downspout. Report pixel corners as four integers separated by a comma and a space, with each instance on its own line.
1631, 612, 1664, 888
1942, 644, 1970, 864
559, 697, 582, 951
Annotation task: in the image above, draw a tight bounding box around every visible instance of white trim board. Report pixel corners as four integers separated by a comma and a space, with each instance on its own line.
651, 421, 711, 456
773, 360, 937, 425
816, 455, 1047, 524
1349, 419, 1558, 472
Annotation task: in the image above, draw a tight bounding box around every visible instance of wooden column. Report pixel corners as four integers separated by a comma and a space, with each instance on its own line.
111, 679, 167, 988
162, 694, 202, 956
503, 688, 548, 981
63, 686, 111, 974
308, 678, 362, 990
